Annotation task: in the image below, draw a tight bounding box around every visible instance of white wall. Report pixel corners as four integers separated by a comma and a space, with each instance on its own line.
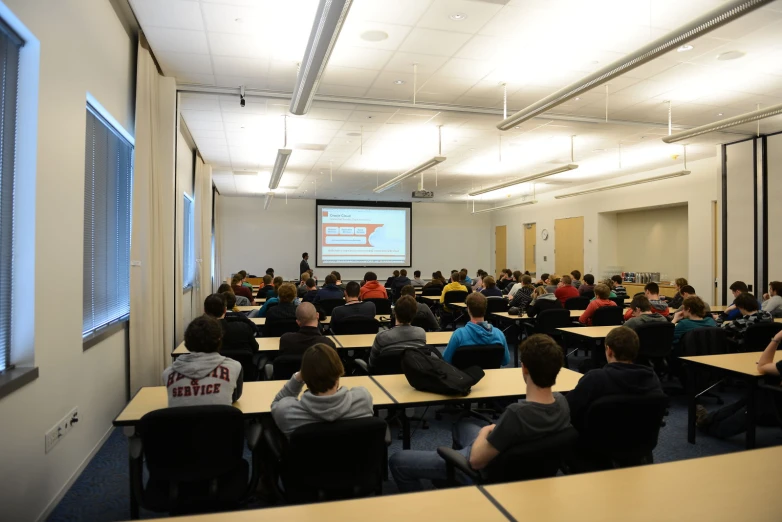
490, 156, 719, 304
0, 1, 135, 520
217, 198, 491, 281
767, 134, 782, 283
725, 139, 756, 292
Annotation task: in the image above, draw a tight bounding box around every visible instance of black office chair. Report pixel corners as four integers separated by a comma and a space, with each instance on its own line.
678, 327, 728, 403
131, 406, 260, 516
564, 296, 590, 311
580, 289, 595, 300
364, 298, 392, 314
264, 319, 299, 337
421, 287, 442, 297
634, 322, 675, 378
451, 344, 506, 370
330, 317, 381, 335
440, 290, 469, 328
591, 306, 624, 326
317, 298, 346, 316
485, 297, 509, 314
221, 350, 266, 382
266, 354, 302, 380
579, 394, 668, 470
263, 417, 389, 503
742, 322, 782, 352
412, 316, 438, 331
610, 296, 625, 308
524, 309, 573, 362
355, 346, 442, 376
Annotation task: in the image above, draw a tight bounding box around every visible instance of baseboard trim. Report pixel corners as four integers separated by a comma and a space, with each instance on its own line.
36, 425, 115, 522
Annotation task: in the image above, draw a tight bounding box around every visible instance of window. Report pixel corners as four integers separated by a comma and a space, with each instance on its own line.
82, 103, 133, 338
183, 193, 194, 289
0, 19, 22, 372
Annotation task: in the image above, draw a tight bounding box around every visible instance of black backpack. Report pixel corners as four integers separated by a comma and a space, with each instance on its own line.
401, 349, 484, 396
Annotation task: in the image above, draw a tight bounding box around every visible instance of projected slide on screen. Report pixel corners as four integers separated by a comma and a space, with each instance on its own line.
316, 202, 411, 267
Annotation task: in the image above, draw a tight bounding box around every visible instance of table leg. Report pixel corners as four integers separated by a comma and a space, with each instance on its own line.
591, 340, 606, 368
401, 410, 411, 450
124, 426, 140, 520
687, 364, 696, 444
745, 378, 757, 449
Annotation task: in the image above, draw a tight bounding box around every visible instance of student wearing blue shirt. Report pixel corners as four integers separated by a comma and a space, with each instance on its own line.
443, 292, 510, 366
721, 280, 749, 322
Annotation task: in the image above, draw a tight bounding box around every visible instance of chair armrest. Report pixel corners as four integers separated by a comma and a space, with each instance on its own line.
354, 359, 369, 374
385, 425, 392, 446
437, 446, 479, 484
262, 422, 285, 462
759, 383, 782, 394
129, 435, 145, 506
264, 364, 273, 381
245, 421, 262, 451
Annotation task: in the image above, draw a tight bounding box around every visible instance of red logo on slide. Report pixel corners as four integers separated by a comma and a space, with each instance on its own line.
322, 211, 329, 217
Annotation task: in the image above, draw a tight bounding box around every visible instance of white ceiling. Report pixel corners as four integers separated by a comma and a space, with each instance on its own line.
130, 0, 782, 202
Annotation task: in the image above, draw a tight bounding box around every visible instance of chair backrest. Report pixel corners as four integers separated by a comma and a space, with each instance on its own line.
634, 321, 675, 360
680, 327, 728, 357
534, 309, 573, 336
221, 350, 259, 381
580, 289, 595, 300
610, 297, 625, 308
411, 316, 435, 331
583, 394, 668, 466
139, 406, 245, 483
280, 417, 388, 503
364, 298, 392, 314
485, 297, 509, 314
422, 287, 441, 296
443, 290, 468, 304
272, 354, 303, 380
330, 317, 381, 335
565, 296, 591, 310
318, 298, 346, 315
451, 344, 505, 370
264, 319, 299, 338
481, 427, 578, 484
264, 301, 279, 312
368, 349, 405, 375
591, 305, 623, 326
742, 322, 782, 352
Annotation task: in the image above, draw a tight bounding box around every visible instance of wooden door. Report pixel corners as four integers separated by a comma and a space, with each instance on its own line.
524, 223, 536, 275
555, 217, 584, 277
495, 225, 507, 277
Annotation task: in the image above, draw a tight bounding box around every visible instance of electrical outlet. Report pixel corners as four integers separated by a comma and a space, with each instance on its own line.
44, 407, 79, 454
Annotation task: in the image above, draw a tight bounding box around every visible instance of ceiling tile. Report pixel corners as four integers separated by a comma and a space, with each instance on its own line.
416, 0, 504, 34
320, 66, 381, 89
398, 28, 471, 56
155, 51, 213, 75
174, 73, 216, 85
338, 21, 413, 51
143, 27, 209, 54
436, 57, 495, 81
328, 45, 394, 70
130, 0, 204, 30
347, 0, 433, 26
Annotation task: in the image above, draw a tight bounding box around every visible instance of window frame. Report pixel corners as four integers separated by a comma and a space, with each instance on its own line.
182, 191, 195, 291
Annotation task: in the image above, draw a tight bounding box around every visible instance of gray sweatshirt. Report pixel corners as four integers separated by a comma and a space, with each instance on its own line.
762, 295, 782, 317
162, 352, 243, 407
369, 324, 427, 366
271, 376, 374, 435
624, 313, 668, 331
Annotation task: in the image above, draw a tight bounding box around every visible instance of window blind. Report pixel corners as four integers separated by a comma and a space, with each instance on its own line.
0, 21, 22, 372
183, 193, 194, 289
82, 106, 133, 337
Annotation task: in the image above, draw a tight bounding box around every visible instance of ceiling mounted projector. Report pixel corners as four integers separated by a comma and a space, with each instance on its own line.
412, 190, 434, 198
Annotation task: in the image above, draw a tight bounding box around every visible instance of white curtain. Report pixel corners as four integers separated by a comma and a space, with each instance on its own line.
194, 154, 213, 312
129, 38, 177, 393
213, 193, 223, 292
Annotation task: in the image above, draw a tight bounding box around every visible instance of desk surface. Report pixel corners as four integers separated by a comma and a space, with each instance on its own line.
493, 310, 583, 320
114, 376, 393, 426
681, 351, 782, 377
334, 331, 452, 349
558, 325, 621, 338
322, 315, 391, 325
419, 295, 440, 302
486, 445, 782, 522
373, 367, 582, 406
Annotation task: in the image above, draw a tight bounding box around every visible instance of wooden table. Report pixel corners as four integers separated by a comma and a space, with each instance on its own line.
681, 351, 782, 448
485, 445, 782, 522
173, 336, 283, 356
558, 325, 622, 367
419, 295, 440, 302
492, 310, 582, 320
321, 314, 391, 325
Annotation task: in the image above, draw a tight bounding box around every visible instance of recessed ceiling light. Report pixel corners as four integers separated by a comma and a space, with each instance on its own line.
574, 97, 580, 101
717, 112, 724, 116
717, 50, 745, 61
361, 30, 388, 42
514, 126, 520, 129
449, 13, 467, 20
393, 80, 406, 85
677, 44, 694, 52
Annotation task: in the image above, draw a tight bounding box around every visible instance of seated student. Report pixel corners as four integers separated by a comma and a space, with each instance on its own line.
218, 283, 250, 307
623, 295, 668, 331
545, 276, 559, 295
460, 268, 472, 286
593, 279, 617, 301
230, 274, 254, 303
667, 277, 688, 309
762, 281, 782, 317
301, 278, 318, 303
313, 274, 344, 303
472, 270, 486, 292
222, 291, 256, 327
720, 280, 750, 323
443, 293, 510, 365
460, 271, 473, 294
578, 274, 596, 297
536, 272, 550, 288
505, 270, 524, 297
578, 283, 617, 326
440, 272, 468, 313
423, 271, 445, 291
527, 286, 563, 318
279, 302, 336, 355
385, 270, 400, 289
256, 274, 275, 300
331, 281, 376, 323
696, 328, 782, 439
509, 275, 536, 312
390, 334, 570, 492
571, 270, 582, 289
496, 269, 513, 290
674, 285, 711, 314
623, 282, 670, 321
399, 285, 439, 331
359, 271, 389, 300
671, 296, 717, 350
369, 295, 426, 367
296, 272, 310, 298
392, 269, 412, 296
163, 315, 243, 406
721, 292, 774, 346
480, 276, 503, 298
410, 270, 426, 287
255, 276, 286, 317
204, 293, 258, 353
611, 275, 627, 299
566, 327, 662, 432
265, 283, 299, 324
554, 275, 580, 306
271, 344, 374, 436
330, 271, 343, 287
237, 270, 253, 289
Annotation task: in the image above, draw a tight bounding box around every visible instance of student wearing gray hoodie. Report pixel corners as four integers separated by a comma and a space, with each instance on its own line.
271, 343, 374, 436
162, 315, 243, 407
623, 295, 669, 331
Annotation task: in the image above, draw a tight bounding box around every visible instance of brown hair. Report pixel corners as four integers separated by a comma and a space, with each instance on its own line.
483, 276, 496, 289
394, 295, 418, 324
521, 275, 532, 285
299, 273, 309, 282
533, 286, 547, 298
222, 291, 237, 309
325, 274, 336, 285
769, 281, 782, 295
605, 326, 639, 362
306, 278, 317, 289
217, 283, 233, 294
400, 269, 407, 277
400, 285, 416, 297
675, 277, 688, 288
231, 274, 243, 285
273, 276, 284, 289
300, 344, 344, 394
520, 334, 563, 388
184, 315, 223, 354
238, 270, 247, 278
561, 275, 572, 285
594, 283, 611, 299
734, 292, 759, 312
550, 277, 560, 286
277, 283, 297, 303
264, 274, 273, 285
512, 270, 522, 281
466, 292, 487, 318
630, 295, 652, 312
682, 295, 706, 317
570, 270, 581, 280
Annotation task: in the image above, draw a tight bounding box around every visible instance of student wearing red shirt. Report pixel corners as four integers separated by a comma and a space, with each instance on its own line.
578, 284, 617, 326
554, 274, 580, 306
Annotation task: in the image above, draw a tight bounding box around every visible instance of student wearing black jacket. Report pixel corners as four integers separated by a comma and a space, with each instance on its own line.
392, 269, 412, 297
265, 283, 299, 324
385, 270, 400, 290
204, 293, 258, 354
526, 287, 562, 318
278, 303, 336, 355
221, 291, 257, 330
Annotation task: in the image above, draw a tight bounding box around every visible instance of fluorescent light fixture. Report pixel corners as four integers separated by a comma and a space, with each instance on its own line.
663, 103, 782, 143
555, 170, 690, 199
468, 164, 578, 197
264, 192, 274, 210
373, 156, 446, 193
289, 0, 353, 115
268, 148, 292, 189
473, 200, 537, 214
496, 0, 772, 131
